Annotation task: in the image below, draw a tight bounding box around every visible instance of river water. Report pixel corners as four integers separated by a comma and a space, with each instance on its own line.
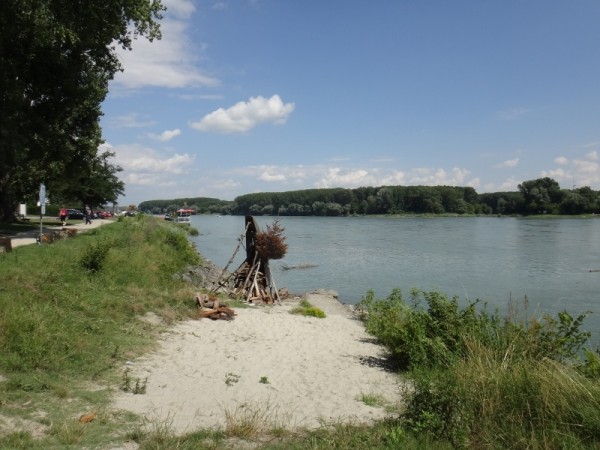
188, 215, 600, 337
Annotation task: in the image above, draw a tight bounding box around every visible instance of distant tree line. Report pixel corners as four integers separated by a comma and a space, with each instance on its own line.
138, 197, 232, 215
139, 178, 600, 217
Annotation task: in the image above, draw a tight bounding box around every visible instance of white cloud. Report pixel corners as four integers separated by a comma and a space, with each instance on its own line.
466, 178, 480, 189
554, 156, 569, 165
233, 164, 473, 192
189, 95, 295, 133
165, 0, 197, 18
317, 168, 373, 188
123, 173, 175, 187
541, 167, 569, 180
109, 113, 155, 128
259, 172, 286, 182
408, 167, 471, 186
499, 177, 519, 191
148, 129, 181, 141
495, 158, 519, 169
111, 2, 219, 90
110, 143, 195, 187
573, 159, 598, 174
497, 107, 531, 120
541, 150, 600, 188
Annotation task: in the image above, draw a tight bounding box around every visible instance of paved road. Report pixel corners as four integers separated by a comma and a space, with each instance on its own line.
9, 219, 114, 248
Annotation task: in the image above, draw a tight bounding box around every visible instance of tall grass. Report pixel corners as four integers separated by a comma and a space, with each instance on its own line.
0, 215, 200, 377
0, 215, 203, 448
356, 288, 600, 448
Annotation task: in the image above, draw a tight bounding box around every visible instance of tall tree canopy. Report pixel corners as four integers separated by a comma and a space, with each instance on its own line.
0, 0, 164, 220
518, 177, 563, 214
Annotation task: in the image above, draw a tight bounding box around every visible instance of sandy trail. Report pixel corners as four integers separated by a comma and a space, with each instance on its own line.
112, 290, 402, 434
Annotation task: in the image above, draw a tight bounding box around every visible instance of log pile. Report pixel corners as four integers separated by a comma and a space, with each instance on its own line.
230, 254, 276, 304
211, 216, 285, 305
37, 228, 78, 244
195, 292, 235, 321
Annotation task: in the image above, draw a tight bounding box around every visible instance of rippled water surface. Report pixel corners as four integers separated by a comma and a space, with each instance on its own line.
189, 215, 600, 335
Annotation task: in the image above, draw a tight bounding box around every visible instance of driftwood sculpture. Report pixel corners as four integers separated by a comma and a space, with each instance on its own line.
211, 216, 287, 304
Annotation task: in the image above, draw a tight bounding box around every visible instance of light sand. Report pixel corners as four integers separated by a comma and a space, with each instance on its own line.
112, 290, 403, 434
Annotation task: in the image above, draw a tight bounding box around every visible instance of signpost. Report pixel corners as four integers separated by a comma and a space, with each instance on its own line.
39, 183, 45, 243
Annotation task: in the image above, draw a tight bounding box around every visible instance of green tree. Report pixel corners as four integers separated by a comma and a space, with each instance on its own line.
559, 192, 587, 214
0, 0, 164, 221
518, 177, 563, 214
61, 150, 124, 209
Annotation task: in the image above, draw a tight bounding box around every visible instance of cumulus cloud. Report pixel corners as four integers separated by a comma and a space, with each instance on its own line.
111, 1, 219, 90
189, 95, 295, 133
541, 151, 600, 188
259, 171, 286, 182
110, 143, 194, 183
554, 156, 569, 165
166, 0, 197, 18
318, 168, 372, 187
499, 177, 519, 191
232, 164, 474, 192
468, 178, 481, 189
148, 129, 181, 141
495, 158, 519, 169
408, 167, 471, 186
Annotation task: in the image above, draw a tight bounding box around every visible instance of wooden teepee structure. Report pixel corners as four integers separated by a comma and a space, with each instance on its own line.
211, 216, 283, 304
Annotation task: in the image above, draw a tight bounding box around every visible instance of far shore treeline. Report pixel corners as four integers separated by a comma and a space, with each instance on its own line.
139, 177, 600, 217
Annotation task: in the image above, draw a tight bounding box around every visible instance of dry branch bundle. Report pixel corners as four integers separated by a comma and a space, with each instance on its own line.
254, 220, 288, 260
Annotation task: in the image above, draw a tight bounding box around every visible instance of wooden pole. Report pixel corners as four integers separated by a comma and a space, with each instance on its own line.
212, 222, 251, 293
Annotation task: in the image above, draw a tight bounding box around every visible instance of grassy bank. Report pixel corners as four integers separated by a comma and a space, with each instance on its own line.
0, 215, 203, 448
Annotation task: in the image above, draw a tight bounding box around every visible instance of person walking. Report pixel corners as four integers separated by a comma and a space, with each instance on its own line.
59, 206, 68, 226
85, 205, 92, 225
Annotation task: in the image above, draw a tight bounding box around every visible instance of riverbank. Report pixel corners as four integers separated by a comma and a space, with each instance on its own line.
112, 289, 403, 434
2, 215, 404, 439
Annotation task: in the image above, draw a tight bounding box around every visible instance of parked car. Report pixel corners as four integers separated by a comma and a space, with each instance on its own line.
67, 209, 84, 220
99, 211, 112, 218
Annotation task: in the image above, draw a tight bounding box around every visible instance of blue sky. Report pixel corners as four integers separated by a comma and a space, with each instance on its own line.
100, 0, 600, 205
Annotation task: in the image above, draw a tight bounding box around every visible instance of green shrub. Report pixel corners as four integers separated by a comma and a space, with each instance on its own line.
356, 288, 592, 371
79, 238, 113, 272
358, 288, 600, 448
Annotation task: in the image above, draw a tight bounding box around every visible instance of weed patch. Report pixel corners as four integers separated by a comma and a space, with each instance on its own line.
290, 298, 326, 318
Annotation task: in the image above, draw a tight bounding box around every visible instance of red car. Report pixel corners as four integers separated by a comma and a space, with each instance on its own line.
99, 211, 112, 218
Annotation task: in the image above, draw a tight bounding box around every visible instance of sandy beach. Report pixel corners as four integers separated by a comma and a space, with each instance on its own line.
7, 218, 404, 435
113, 290, 403, 434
